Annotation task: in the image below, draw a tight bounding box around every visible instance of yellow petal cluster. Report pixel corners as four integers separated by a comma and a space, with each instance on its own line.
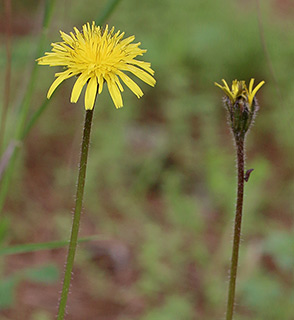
215, 79, 265, 109
37, 22, 156, 110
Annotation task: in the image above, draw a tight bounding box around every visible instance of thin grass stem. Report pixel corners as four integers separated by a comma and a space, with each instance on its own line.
0, 0, 12, 154
96, 0, 122, 24
15, 0, 56, 140
0, 0, 56, 216
0, 235, 103, 256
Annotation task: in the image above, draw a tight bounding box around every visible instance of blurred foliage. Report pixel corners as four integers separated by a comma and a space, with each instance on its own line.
139, 295, 194, 320
0, 0, 294, 319
0, 264, 59, 309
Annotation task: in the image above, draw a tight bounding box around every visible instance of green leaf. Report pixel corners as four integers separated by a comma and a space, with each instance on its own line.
0, 235, 101, 256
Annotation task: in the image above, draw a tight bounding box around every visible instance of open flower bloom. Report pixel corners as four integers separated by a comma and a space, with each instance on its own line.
37, 22, 156, 110
214, 79, 265, 110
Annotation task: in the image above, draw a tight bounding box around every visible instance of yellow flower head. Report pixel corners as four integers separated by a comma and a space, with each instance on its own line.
37, 22, 156, 110
214, 78, 265, 109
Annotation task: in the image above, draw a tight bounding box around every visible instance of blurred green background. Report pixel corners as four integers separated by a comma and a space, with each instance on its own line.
0, 0, 294, 319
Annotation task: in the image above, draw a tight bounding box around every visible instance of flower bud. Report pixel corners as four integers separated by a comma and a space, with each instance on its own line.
215, 79, 265, 138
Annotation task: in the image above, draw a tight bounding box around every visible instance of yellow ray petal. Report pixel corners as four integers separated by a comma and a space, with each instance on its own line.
97, 75, 104, 94
251, 80, 265, 97
248, 78, 255, 93
128, 59, 154, 75
214, 82, 224, 90
106, 78, 123, 109
84, 77, 98, 110
214, 81, 234, 102
119, 36, 136, 48
60, 31, 74, 46
114, 75, 124, 92
47, 71, 73, 98
221, 79, 231, 93
71, 73, 90, 103
118, 71, 143, 98
248, 80, 265, 106
124, 65, 156, 87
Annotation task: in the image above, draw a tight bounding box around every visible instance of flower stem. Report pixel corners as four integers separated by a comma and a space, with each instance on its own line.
226, 136, 245, 320
57, 109, 94, 320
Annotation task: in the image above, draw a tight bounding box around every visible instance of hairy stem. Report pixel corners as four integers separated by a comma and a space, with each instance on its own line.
226, 136, 245, 320
57, 109, 94, 320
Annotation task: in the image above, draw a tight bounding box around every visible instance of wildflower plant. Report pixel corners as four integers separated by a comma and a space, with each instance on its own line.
37, 22, 155, 320
215, 79, 264, 320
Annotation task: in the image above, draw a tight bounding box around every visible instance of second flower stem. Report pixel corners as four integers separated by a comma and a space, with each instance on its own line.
57, 109, 94, 320
226, 136, 245, 320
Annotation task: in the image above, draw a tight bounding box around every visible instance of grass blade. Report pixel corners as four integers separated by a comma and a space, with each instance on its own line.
0, 235, 101, 256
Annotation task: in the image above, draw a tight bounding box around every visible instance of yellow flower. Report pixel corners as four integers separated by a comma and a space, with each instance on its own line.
214, 78, 265, 109
37, 22, 156, 110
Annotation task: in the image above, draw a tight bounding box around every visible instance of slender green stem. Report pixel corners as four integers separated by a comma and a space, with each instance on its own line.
226, 136, 245, 320
57, 109, 94, 320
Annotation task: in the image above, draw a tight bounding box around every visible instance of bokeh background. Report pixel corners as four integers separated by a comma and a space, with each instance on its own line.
1, 0, 294, 319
